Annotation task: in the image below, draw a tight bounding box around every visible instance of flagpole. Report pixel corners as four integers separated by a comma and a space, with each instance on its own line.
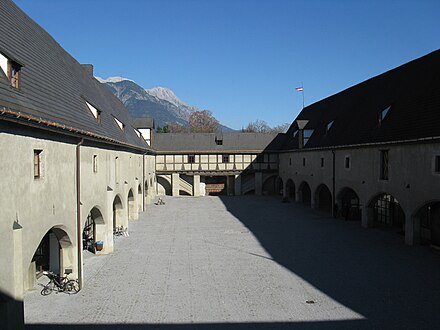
301, 81, 304, 109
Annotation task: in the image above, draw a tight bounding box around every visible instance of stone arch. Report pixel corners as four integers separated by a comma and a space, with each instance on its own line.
336, 187, 361, 220
157, 175, 172, 196
315, 184, 332, 213
83, 206, 106, 254
127, 189, 137, 220
31, 226, 74, 277
412, 200, 440, 246
368, 192, 405, 231
262, 174, 277, 195
113, 194, 125, 230
286, 179, 295, 201
298, 181, 311, 206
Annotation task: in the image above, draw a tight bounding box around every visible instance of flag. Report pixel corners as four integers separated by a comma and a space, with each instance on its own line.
295, 87, 304, 91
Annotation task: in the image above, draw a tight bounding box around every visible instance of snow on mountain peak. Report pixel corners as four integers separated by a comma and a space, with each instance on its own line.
145, 86, 188, 108
95, 76, 135, 84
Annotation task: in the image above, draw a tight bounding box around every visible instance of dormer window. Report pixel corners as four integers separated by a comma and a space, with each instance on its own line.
379, 106, 391, 124
326, 121, 334, 132
303, 129, 314, 145
85, 101, 101, 123
293, 130, 298, 137
0, 52, 22, 89
215, 138, 223, 145
114, 117, 125, 132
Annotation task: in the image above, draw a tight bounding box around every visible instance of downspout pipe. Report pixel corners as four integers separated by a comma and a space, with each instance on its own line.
332, 150, 336, 218
76, 138, 84, 289
142, 153, 145, 211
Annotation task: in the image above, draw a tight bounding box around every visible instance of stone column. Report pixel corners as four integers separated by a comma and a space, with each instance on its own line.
172, 173, 179, 196
193, 175, 200, 197
234, 175, 242, 196
255, 172, 263, 196
361, 206, 374, 228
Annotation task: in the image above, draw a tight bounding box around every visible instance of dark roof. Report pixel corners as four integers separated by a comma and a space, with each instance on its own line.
0, 0, 149, 150
281, 49, 440, 150
154, 133, 280, 153
133, 117, 155, 129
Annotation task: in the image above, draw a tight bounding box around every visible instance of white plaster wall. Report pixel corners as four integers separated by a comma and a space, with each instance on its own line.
0, 132, 77, 298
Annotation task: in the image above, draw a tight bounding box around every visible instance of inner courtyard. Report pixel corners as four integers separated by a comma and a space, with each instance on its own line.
24, 196, 440, 329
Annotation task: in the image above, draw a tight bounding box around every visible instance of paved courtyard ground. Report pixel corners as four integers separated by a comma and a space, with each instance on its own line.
25, 196, 440, 329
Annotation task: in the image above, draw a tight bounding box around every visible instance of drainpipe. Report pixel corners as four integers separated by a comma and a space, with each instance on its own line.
332, 150, 336, 218
142, 153, 145, 211
76, 138, 84, 289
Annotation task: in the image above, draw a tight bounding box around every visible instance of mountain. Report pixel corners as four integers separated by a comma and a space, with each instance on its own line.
96, 77, 234, 131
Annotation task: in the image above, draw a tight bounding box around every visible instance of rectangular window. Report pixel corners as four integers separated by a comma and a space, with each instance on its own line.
380, 150, 389, 180
321, 157, 324, 168
289, 157, 292, 166
222, 155, 230, 163
435, 156, 440, 173
256, 155, 264, 163
345, 156, 350, 169
303, 157, 306, 167
115, 156, 119, 183
188, 155, 195, 164
93, 155, 98, 173
34, 150, 42, 178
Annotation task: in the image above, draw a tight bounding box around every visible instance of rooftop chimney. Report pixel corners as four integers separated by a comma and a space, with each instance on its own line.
81, 64, 94, 76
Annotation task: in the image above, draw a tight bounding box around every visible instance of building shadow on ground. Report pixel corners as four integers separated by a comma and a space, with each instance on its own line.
212, 195, 440, 329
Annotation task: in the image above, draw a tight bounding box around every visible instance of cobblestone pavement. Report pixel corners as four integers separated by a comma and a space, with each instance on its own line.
25, 196, 440, 329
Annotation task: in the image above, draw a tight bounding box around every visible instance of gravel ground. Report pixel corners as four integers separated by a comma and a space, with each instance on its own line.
24, 196, 440, 329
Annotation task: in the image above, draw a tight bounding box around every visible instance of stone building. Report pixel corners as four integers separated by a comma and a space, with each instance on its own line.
278, 49, 440, 247
153, 132, 283, 196
0, 1, 156, 328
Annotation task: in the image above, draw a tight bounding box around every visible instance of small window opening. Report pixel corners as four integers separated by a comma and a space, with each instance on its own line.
379, 106, 391, 124
303, 157, 306, 167
85, 101, 101, 123
34, 150, 43, 178
289, 158, 292, 166
345, 156, 350, 169
435, 155, 440, 173
93, 155, 98, 173
293, 130, 298, 138
215, 138, 223, 145
326, 121, 334, 132
380, 150, 389, 180
321, 157, 324, 168
114, 117, 125, 131
188, 155, 195, 164
222, 155, 230, 163
8, 61, 21, 89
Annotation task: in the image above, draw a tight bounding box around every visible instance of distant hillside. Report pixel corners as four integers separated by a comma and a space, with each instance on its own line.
96, 77, 234, 131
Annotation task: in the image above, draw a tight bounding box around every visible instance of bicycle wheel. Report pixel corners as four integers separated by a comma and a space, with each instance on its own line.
66, 280, 80, 294
41, 281, 54, 296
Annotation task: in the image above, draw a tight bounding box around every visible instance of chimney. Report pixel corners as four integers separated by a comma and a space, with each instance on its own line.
81, 64, 94, 76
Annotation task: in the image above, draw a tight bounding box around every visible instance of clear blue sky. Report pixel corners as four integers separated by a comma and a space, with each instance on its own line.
14, 0, 440, 130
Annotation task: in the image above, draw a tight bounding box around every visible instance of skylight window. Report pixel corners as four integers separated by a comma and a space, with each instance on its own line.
0, 53, 8, 77
85, 101, 101, 123
134, 128, 141, 138
114, 117, 125, 131
379, 106, 391, 123
293, 130, 298, 137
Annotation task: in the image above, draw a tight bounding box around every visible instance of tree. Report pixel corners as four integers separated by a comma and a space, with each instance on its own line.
242, 119, 271, 133
242, 120, 290, 133
271, 122, 290, 133
156, 125, 170, 133
168, 122, 187, 133
188, 110, 220, 133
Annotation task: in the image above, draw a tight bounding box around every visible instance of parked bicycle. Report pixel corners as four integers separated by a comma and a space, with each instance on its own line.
40, 269, 80, 295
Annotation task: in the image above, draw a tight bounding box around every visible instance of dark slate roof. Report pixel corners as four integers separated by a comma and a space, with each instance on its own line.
153, 133, 280, 153
133, 117, 155, 129
281, 49, 440, 150
0, 0, 149, 150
